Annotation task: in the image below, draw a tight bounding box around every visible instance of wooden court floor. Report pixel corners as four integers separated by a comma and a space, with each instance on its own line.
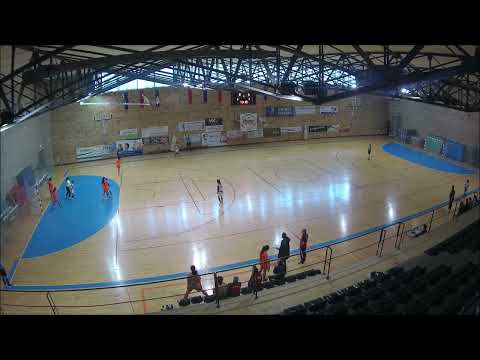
1, 136, 478, 314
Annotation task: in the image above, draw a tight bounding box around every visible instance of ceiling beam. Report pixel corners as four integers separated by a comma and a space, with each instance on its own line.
397, 45, 424, 70
352, 45, 374, 68
281, 45, 303, 84
25, 49, 277, 80
0, 46, 75, 85
311, 62, 479, 104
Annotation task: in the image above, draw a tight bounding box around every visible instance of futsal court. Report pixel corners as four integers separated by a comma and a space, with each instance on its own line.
1, 135, 478, 314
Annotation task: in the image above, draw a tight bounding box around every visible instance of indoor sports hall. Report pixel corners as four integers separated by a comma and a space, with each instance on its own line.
1, 45, 479, 315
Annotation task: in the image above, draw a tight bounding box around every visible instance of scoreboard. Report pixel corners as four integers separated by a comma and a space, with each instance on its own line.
231, 91, 256, 105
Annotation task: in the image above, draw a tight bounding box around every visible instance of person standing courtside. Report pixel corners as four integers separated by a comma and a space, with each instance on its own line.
259, 245, 270, 282
277, 232, 291, 261
0, 262, 12, 287
448, 185, 455, 212
464, 179, 469, 196
368, 143, 372, 160
299, 229, 308, 264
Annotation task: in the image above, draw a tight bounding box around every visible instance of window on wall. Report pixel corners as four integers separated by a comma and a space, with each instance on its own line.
96, 73, 171, 93
106, 79, 170, 92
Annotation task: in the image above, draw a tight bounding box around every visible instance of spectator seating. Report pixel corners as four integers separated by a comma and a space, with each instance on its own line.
425, 220, 480, 256
282, 263, 480, 315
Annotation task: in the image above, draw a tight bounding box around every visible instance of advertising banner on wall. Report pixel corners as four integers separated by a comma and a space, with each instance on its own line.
201, 131, 228, 147
185, 133, 202, 146
177, 120, 205, 132
239, 113, 258, 131
319, 105, 338, 113
326, 124, 340, 133
308, 125, 328, 133
280, 126, 303, 134
76, 144, 115, 160
119, 128, 139, 139
116, 139, 144, 157
295, 106, 317, 115
247, 129, 264, 138
263, 128, 281, 137
141, 126, 168, 138
226, 130, 246, 141
265, 106, 295, 117
141, 127, 169, 145
205, 118, 224, 132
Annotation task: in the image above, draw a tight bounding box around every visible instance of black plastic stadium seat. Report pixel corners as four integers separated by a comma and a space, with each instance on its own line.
178, 298, 191, 307
326, 291, 345, 305
263, 281, 275, 289
442, 294, 464, 314
359, 279, 377, 290
365, 287, 384, 301
285, 275, 297, 283
344, 285, 362, 297
241, 287, 253, 295
411, 279, 428, 295
410, 266, 427, 278
191, 295, 203, 304
371, 271, 390, 283
370, 299, 396, 314
305, 269, 319, 277
304, 298, 327, 313
388, 287, 412, 304
399, 271, 417, 285
354, 306, 374, 315
386, 266, 404, 277
346, 294, 369, 309
324, 303, 348, 315
380, 278, 402, 293
403, 300, 429, 314
283, 304, 306, 315
296, 272, 307, 280
421, 286, 448, 307
204, 294, 217, 303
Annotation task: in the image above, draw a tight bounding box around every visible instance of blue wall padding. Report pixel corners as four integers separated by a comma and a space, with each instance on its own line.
445, 140, 465, 162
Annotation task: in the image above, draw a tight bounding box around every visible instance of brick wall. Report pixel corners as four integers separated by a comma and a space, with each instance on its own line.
50, 88, 388, 165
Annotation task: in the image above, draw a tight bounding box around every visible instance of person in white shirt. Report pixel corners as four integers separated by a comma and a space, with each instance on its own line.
464, 179, 470, 196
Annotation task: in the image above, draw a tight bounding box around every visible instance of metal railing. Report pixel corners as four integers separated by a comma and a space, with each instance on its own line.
1, 188, 479, 315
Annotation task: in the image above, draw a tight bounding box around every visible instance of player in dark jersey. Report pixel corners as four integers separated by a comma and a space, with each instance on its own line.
216, 179, 223, 204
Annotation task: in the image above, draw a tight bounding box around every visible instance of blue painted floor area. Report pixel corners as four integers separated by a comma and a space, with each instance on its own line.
23, 176, 119, 258
383, 143, 476, 175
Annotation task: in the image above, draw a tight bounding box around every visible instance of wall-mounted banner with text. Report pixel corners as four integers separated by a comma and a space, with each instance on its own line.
201, 131, 227, 147
263, 128, 281, 137
119, 128, 139, 140
185, 133, 202, 145
116, 139, 144, 157
308, 125, 328, 133
294, 106, 316, 115
319, 105, 338, 113
280, 126, 303, 134
247, 128, 264, 138
141, 126, 169, 145
76, 144, 115, 161
204, 118, 224, 132
226, 130, 246, 141
177, 120, 205, 132
265, 106, 295, 117
239, 113, 258, 131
